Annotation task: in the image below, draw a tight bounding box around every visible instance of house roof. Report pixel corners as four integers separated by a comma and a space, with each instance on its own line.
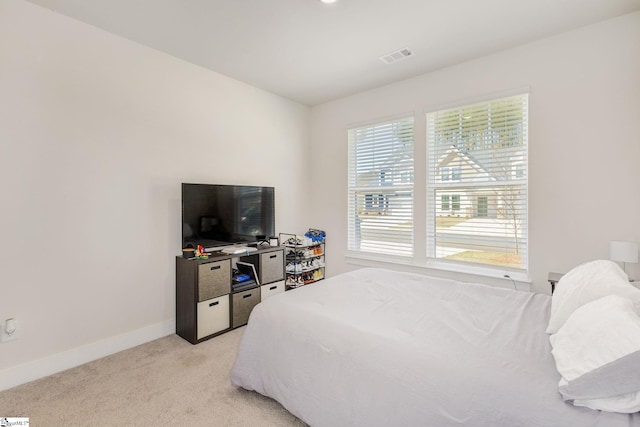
436, 146, 491, 179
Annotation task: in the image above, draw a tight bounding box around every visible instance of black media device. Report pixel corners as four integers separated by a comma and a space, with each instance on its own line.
181, 183, 275, 252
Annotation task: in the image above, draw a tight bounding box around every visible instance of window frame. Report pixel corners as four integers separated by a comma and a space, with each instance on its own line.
345, 90, 530, 282
346, 115, 415, 259
426, 93, 529, 273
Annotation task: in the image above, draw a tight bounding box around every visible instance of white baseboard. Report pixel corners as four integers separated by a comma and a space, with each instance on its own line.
0, 319, 176, 392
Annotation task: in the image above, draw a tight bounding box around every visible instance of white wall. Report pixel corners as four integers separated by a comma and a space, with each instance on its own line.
0, 0, 310, 387
310, 12, 640, 293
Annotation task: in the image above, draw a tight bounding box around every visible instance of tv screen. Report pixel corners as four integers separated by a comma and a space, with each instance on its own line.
182, 183, 275, 251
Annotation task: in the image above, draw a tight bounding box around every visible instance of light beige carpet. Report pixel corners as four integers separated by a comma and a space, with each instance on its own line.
0, 327, 306, 426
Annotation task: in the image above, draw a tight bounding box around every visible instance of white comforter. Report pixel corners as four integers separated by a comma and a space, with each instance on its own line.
231, 268, 639, 426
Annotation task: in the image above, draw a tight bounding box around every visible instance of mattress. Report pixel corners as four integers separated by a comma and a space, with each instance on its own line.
231, 268, 640, 426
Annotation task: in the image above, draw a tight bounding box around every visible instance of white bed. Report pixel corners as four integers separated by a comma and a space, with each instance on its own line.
231, 267, 640, 426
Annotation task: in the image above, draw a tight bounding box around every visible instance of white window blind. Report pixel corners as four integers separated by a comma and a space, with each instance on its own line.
427, 94, 528, 270
348, 117, 414, 257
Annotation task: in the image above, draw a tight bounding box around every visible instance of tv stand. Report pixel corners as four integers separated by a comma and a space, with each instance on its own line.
175, 245, 285, 344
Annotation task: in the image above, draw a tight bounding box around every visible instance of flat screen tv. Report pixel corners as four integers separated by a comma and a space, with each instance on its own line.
182, 183, 275, 251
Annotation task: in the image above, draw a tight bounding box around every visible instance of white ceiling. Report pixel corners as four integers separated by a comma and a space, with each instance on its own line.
24, 0, 640, 106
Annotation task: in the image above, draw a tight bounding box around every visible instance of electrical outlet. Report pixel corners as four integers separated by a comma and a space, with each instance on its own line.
1, 319, 19, 342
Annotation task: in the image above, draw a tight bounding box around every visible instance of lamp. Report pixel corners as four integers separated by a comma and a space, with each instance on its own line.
610, 240, 639, 275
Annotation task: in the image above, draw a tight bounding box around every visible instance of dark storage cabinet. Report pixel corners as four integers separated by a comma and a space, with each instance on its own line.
176, 246, 285, 344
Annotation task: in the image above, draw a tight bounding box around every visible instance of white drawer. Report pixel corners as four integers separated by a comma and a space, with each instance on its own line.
261, 280, 285, 302
197, 295, 230, 339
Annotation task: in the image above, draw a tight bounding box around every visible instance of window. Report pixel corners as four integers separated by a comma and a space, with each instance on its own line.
440, 194, 460, 212
451, 167, 461, 181
348, 117, 414, 257
513, 162, 525, 179
427, 94, 528, 270
441, 195, 450, 211
346, 93, 528, 275
452, 195, 461, 211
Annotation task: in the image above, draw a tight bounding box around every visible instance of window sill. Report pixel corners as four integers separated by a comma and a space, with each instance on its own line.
345, 252, 532, 291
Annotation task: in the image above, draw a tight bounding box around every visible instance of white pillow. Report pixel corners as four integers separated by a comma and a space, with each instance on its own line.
546, 259, 640, 334
550, 294, 640, 413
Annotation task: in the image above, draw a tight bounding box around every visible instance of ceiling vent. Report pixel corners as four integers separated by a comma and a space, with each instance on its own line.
379, 48, 414, 64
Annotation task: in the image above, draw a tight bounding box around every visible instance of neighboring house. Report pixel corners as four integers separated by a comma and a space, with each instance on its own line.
436, 146, 494, 218
359, 156, 413, 215
357, 145, 524, 220
433, 146, 526, 256
435, 146, 524, 220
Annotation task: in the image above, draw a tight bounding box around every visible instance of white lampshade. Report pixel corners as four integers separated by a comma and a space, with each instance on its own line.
610, 241, 639, 264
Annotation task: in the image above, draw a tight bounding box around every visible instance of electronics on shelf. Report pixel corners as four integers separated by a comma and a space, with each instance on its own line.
181, 183, 275, 250
220, 246, 258, 255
